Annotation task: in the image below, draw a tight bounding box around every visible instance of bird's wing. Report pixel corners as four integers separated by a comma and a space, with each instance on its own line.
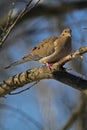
4, 36, 57, 69
29, 36, 58, 60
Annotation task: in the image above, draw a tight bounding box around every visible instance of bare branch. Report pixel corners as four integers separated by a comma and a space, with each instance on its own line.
53, 46, 87, 67
61, 94, 86, 130
0, 0, 40, 47
0, 46, 87, 97
0, 1, 87, 27
9, 81, 39, 95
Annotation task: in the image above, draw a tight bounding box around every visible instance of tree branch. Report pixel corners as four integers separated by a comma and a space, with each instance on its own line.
0, 1, 87, 27
0, 0, 40, 47
0, 46, 87, 97
61, 94, 86, 130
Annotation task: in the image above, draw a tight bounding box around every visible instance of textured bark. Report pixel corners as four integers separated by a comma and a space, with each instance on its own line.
0, 46, 87, 97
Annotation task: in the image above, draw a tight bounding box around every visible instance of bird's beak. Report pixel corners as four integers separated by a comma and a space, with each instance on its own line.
68, 34, 72, 37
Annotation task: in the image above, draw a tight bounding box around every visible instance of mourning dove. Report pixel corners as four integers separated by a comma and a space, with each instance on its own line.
5, 28, 72, 69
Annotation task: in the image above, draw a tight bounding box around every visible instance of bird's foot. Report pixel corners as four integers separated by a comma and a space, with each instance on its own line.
45, 63, 53, 70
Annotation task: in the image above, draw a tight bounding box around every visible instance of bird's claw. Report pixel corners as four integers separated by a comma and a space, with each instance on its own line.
45, 63, 53, 70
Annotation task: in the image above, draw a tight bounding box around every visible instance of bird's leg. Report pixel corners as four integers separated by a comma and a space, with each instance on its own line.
45, 63, 53, 69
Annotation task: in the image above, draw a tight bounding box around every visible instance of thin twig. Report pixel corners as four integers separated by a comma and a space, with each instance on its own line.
9, 81, 39, 95
4, 3, 15, 31
61, 94, 86, 130
0, 0, 40, 47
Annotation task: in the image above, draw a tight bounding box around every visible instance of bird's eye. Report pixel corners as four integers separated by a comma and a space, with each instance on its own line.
65, 30, 67, 33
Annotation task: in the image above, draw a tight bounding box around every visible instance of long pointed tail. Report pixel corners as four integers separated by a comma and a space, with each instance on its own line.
4, 55, 33, 69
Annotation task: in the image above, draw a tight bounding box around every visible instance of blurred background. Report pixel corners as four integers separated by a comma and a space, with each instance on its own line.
0, 0, 87, 130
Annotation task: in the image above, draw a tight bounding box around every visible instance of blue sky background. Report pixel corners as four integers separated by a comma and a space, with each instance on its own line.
0, 0, 87, 130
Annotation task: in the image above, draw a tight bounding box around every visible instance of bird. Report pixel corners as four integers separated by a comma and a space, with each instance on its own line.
5, 28, 72, 69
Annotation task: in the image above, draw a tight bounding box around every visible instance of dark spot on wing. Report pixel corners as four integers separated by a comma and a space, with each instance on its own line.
23, 56, 26, 59
37, 46, 40, 49
41, 44, 45, 47
32, 46, 37, 50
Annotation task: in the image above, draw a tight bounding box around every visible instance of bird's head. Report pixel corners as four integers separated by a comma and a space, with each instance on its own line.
61, 28, 72, 37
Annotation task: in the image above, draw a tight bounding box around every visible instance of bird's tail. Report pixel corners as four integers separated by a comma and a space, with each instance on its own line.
4, 54, 33, 69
